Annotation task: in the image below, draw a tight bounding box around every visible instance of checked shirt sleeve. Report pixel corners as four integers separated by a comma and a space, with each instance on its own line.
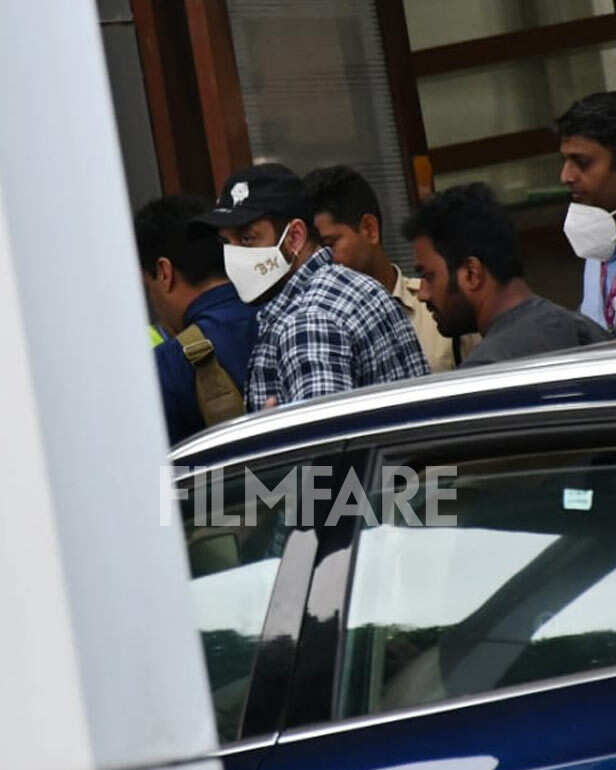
276, 312, 354, 403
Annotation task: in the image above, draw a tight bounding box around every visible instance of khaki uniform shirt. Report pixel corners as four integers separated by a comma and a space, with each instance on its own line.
391, 265, 480, 372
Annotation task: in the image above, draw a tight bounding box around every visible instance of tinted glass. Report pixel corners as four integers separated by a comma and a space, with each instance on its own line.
180, 461, 298, 742
340, 448, 616, 719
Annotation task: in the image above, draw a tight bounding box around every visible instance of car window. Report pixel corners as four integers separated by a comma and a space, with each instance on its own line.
180, 460, 299, 744
338, 447, 616, 720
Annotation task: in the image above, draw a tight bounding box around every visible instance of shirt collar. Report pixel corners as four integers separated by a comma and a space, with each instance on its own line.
391, 264, 420, 310
390, 264, 406, 300
258, 246, 334, 326
183, 282, 239, 326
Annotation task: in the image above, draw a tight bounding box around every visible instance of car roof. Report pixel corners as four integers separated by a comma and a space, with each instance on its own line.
170, 342, 616, 471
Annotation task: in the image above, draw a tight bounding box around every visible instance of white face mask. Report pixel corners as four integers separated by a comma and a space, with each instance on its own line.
563, 202, 616, 261
224, 223, 292, 303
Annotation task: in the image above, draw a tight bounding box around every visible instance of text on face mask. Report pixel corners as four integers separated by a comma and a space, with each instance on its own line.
254, 256, 281, 276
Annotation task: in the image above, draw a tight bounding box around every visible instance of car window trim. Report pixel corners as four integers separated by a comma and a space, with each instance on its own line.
343, 400, 616, 452
283, 449, 374, 730
170, 352, 616, 464
182, 447, 348, 746
206, 732, 278, 757
174, 400, 616, 480
240, 528, 320, 739
330, 446, 381, 716
185, 443, 374, 745
278, 665, 616, 744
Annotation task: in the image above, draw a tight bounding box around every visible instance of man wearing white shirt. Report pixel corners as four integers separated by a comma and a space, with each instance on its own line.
558, 92, 616, 331
303, 165, 480, 370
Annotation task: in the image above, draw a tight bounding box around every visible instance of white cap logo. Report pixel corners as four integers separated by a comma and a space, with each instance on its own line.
230, 182, 249, 207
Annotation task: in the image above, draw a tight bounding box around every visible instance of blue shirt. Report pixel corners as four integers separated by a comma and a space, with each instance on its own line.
245, 247, 429, 412
155, 283, 258, 445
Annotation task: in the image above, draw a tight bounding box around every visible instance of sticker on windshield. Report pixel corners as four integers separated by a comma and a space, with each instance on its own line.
563, 488, 594, 511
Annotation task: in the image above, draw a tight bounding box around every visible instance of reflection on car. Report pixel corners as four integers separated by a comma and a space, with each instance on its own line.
171, 343, 616, 770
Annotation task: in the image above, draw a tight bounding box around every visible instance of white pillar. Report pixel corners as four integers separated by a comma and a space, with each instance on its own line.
0, 1, 219, 767
0, 188, 94, 770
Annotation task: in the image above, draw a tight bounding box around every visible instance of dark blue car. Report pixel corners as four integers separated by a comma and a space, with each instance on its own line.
171, 344, 616, 770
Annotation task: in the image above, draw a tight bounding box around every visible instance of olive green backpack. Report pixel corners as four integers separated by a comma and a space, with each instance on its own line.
176, 324, 245, 427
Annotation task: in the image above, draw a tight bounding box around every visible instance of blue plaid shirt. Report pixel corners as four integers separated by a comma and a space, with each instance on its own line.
245, 247, 430, 411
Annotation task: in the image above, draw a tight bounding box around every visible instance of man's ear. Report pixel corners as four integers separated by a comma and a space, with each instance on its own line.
156, 257, 175, 293
358, 213, 380, 246
457, 256, 484, 292
285, 218, 308, 259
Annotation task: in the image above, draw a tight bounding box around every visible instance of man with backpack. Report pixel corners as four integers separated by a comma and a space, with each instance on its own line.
135, 196, 257, 444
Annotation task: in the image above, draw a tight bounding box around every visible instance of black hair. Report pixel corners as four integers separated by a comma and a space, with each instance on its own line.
402, 183, 523, 285
134, 195, 224, 284
303, 165, 383, 239
556, 92, 616, 156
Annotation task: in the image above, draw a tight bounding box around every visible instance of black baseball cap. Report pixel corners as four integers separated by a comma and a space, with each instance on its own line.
195, 163, 313, 228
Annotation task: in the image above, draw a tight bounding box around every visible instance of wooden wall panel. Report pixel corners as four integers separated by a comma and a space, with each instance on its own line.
131, 0, 216, 200
184, 0, 252, 194
375, 0, 430, 204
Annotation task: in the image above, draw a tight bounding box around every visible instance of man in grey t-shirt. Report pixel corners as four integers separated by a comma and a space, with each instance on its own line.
403, 183, 611, 368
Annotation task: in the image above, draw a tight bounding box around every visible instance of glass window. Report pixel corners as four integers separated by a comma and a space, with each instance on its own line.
227, 0, 414, 272
180, 460, 300, 743
415, 40, 616, 207
419, 43, 616, 150
419, 60, 554, 148
339, 448, 616, 720
404, 0, 613, 51
435, 154, 564, 206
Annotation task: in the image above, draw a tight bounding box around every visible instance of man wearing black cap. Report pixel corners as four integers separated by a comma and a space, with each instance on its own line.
196, 163, 429, 411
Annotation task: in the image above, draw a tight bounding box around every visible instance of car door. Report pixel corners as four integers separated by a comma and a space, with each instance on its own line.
176, 441, 368, 769
263, 403, 616, 770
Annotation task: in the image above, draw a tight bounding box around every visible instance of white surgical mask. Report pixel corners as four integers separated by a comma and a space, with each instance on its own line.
224, 223, 292, 303
563, 202, 616, 261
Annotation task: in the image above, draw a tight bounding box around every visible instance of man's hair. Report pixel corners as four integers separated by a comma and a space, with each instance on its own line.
556, 92, 616, 155
135, 195, 224, 284
403, 183, 523, 285
303, 165, 383, 238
